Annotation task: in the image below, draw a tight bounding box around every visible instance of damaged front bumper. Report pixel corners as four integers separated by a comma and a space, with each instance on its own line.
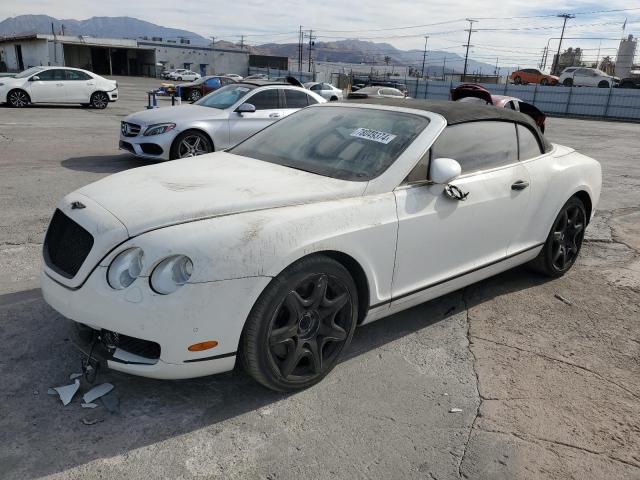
41, 267, 271, 380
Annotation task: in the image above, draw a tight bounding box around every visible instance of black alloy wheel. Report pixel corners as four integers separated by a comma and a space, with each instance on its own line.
530, 197, 586, 277
563, 78, 573, 87
189, 89, 202, 102
540, 78, 549, 86
241, 255, 358, 391
7, 89, 30, 107
90, 92, 109, 109
514, 76, 522, 85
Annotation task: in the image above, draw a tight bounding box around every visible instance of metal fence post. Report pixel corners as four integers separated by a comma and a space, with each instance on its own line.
532, 83, 538, 105
564, 85, 573, 115
603, 85, 614, 119
503, 82, 508, 95
424, 78, 429, 99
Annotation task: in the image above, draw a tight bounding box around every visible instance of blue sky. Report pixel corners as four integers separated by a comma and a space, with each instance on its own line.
1, 1, 638, 69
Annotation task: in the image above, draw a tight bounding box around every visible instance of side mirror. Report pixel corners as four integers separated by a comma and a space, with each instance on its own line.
236, 102, 256, 114
430, 157, 461, 184
30, 76, 40, 81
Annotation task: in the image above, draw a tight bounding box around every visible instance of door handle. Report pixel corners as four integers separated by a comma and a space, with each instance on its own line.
269, 113, 281, 118
511, 180, 529, 190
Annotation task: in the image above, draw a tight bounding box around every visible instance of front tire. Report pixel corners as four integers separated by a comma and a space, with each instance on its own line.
563, 78, 573, 87
169, 130, 213, 159
241, 255, 358, 391
7, 89, 30, 107
530, 197, 586, 278
598, 80, 610, 88
513, 76, 522, 85
189, 90, 202, 102
90, 91, 109, 109
540, 78, 549, 86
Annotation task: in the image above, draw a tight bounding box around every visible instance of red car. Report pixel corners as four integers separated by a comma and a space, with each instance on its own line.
177, 75, 237, 102
451, 83, 547, 132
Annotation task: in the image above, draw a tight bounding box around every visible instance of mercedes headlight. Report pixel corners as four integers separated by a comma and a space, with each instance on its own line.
150, 255, 193, 294
107, 248, 144, 290
144, 123, 176, 136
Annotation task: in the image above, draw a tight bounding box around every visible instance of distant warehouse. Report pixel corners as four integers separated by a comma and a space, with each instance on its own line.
0, 34, 283, 77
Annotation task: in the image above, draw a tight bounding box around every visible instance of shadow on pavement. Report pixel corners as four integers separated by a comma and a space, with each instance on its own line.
0, 266, 550, 479
61, 154, 157, 174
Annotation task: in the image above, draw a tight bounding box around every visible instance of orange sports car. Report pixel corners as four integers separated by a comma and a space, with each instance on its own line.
510, 68, 559, 86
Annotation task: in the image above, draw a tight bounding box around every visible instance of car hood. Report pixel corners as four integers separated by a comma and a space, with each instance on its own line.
124, 104, 224, 125
76, 152, 367, 236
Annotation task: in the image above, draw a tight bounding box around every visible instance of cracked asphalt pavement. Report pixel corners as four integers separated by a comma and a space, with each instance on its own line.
1, 77, 639, 479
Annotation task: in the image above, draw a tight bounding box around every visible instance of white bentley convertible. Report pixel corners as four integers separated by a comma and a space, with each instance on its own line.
42, 99, 601, 391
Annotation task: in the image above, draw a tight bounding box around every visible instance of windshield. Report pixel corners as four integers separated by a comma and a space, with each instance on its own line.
195, 83, 254, 109
230, 106, 429, 181
15, 67, 44, 79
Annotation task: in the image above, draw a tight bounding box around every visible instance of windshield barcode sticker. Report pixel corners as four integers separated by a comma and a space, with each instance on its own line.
350, 128, 397, 144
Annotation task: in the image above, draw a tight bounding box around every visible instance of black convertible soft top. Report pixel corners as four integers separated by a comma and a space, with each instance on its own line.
345, 98, 552, 153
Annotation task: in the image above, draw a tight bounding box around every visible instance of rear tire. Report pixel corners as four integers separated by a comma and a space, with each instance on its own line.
90, 91, 109, 109
189, 90, 202, 102
620, 81, 636, 89
7, 89, 30, 107
598, 80, 610, 88
540, 78, 549, 86
529, 196, 586, 278
514, 76, 522, 85
563, 78, 573, 87
241, 255, 358, 391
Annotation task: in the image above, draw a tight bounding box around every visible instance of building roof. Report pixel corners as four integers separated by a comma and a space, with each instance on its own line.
346, 97, 552, 152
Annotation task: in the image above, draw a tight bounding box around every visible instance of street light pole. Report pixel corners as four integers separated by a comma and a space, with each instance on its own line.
420, 35, 429, 78
551, 14, 575, 75
462, 19, 477, 81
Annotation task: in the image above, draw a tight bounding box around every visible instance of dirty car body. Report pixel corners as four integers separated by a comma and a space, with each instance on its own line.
42, 99, 601, 389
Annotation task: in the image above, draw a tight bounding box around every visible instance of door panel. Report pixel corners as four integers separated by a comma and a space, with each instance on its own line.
392, 163, 531, 307
228, 89, 282, 146
28, 69, 67, 103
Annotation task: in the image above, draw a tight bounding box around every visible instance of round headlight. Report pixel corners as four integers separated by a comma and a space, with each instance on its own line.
150, 255, 193, 295
107, 248, 144, 290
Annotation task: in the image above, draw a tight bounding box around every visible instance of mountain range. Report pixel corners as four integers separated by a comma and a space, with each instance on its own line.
0, 15, 511, 75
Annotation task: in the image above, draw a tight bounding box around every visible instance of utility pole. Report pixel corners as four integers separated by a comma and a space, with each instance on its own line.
494, 57, 499, 76
420, 35, 429, 78
442, 56, 447, 79
307, 30, 315, 73
298, 26, 303, 72
462, 19, 477, 81
240, 35, 244, 51
551, 14, 574, 75
539, 46, 547, 69
595, 40, 602, 69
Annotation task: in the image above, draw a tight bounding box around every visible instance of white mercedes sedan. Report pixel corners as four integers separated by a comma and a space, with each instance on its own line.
42, 99, 601, 391
0, 66, 118, 108
119, 81, 325, 160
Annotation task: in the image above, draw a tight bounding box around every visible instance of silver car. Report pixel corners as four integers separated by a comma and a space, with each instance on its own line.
119, 81, 326, 160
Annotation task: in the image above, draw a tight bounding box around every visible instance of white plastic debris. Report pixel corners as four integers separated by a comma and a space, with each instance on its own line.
81, 402, 98, 409
112, 348, 156, 365
449, 408, 463, 413
47, 388, 57, 395
83, 383, 114, 404
53, 379, 80, 406
69, 373, 83, 380
81, 418, 103, 426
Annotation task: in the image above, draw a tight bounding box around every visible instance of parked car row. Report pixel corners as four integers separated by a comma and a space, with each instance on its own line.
509, 67, 623, 88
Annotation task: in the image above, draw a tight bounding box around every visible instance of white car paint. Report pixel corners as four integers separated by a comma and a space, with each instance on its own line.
558, 67, 619, 88
223, 74, 244, 80
304, 81, 344, 101
42, 103, 601, 380
167, 70, 201, 81
0, 66, 118, 106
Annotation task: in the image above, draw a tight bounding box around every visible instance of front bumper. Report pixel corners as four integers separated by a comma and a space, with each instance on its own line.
119, 129, 176, 160
41, 267, 271, 379
108, 88, 118, 101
